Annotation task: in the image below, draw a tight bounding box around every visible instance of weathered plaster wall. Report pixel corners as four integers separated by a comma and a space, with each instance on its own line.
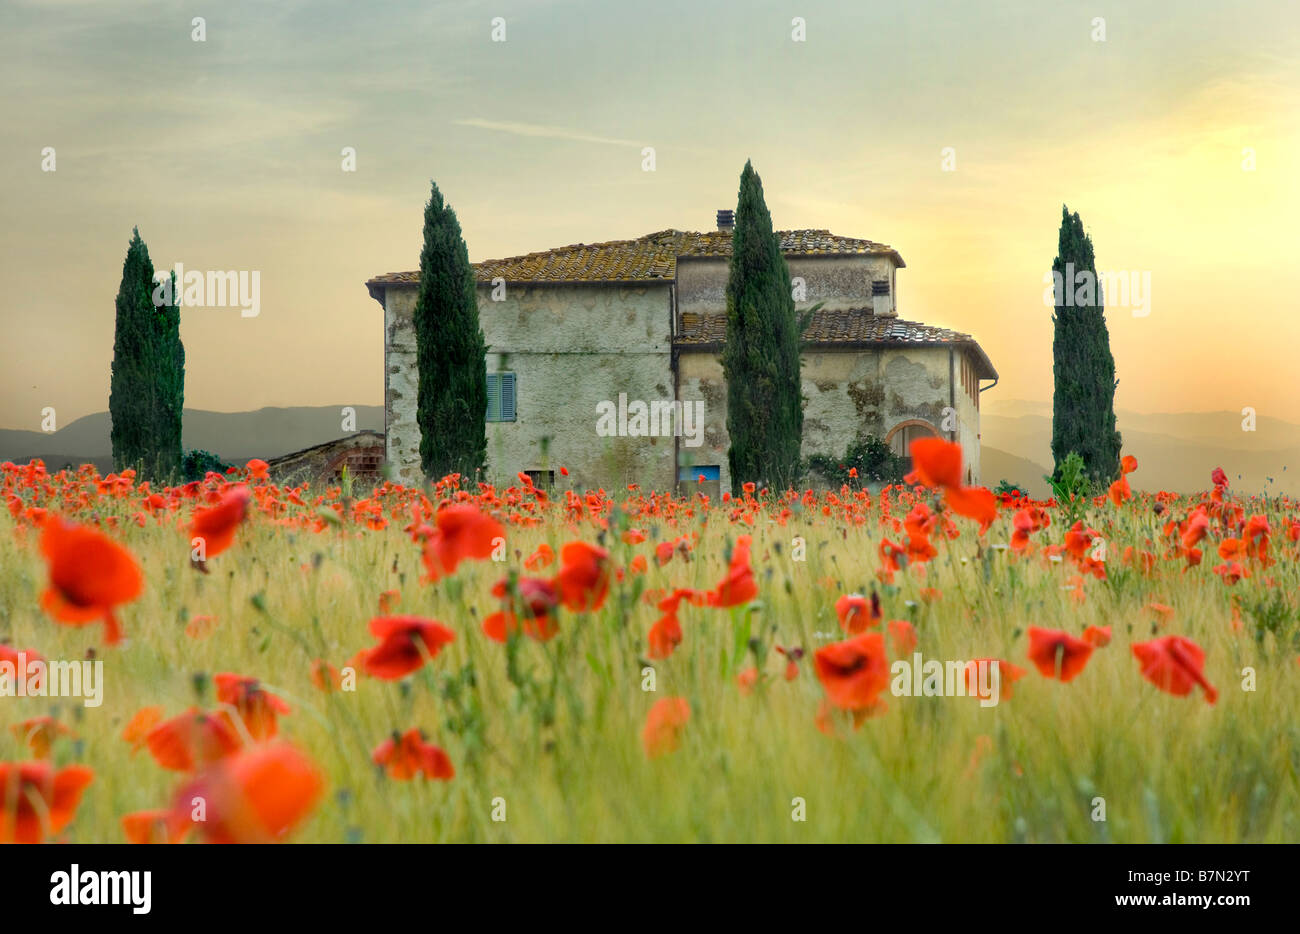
955, 350, 982, 485
380, 282, 676, 488
678, 345, 981, 491
676, 254, 898, 316
378, 274, 982, 491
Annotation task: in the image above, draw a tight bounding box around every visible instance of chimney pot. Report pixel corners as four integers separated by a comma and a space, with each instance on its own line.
716, 209, 735, 231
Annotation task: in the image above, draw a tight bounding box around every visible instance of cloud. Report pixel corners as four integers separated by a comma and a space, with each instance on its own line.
454, 118, 641, 148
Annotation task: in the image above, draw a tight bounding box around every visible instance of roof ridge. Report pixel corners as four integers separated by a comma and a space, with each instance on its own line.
366, 227, 905, 288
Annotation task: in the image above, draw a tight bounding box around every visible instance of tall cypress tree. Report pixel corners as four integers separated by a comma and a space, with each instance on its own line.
721, 160, 804, 492
1050, 205, 1122, 485
414, 182, 488, 482
152, 267, 184, 479
109, 228, 183, 481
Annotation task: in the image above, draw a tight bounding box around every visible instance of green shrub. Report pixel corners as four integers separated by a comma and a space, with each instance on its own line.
183, 449, 232, 482
807, 434, 905, 488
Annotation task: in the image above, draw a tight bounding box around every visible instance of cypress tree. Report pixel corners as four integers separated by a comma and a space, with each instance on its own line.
721, 160, 804, 492
109, 228, 183, 481
152, 267, 184, 479
413, 182, 488, 482
1050, 205, 1122, 485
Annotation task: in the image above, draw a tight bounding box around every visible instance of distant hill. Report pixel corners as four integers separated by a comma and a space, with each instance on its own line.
3, 400, 1296, 495
980, 447, 1051, 499
981, 400, 1299, 496
0, 406, 384, 467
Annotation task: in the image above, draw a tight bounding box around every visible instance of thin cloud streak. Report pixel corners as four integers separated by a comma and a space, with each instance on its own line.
454, 118, 642, 148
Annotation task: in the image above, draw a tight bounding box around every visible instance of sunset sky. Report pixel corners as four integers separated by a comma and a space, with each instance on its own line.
2, 0, 1298, 430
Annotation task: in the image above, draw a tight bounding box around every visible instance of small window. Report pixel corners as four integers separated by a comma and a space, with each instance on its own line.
523, 469, 554, 490
678, 465, 721, 500
486, 372, 516, 422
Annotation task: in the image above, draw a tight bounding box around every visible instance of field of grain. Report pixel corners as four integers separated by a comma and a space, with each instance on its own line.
2, 454, 1297, 843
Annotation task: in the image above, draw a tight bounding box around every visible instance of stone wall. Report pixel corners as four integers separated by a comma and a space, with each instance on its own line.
676, 254, 898, 317
266, 430, 385, 489
380, 281, 675, 488
678, 344, 981, 493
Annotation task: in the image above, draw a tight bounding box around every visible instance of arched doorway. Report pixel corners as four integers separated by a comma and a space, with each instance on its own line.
884, 419, 941, 473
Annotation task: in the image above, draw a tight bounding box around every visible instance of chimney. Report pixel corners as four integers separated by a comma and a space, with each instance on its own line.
716, 209, 735, 231
871, 279, 894, 317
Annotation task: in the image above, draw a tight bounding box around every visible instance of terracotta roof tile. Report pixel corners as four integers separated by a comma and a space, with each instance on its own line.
676, 309, 997, 379
366, 228, 903, 289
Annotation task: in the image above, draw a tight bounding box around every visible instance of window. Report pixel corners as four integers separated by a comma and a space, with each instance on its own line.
486, 372, 516, 422
886, 420, 941, 473
678, 465, 721, 500
523, 469, 554, 490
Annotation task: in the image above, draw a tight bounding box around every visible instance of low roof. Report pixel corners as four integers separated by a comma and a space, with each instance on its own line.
676, 309, 998, 379
366, 228, 903, 294
265, 430, 384, 466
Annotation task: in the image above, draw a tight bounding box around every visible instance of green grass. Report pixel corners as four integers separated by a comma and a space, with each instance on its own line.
2, 479, 1298, 843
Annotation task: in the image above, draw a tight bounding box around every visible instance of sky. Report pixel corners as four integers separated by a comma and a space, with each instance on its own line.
2, 0, 1298, 430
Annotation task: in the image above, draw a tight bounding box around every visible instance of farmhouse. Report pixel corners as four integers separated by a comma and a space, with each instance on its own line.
365, 211, 997, 494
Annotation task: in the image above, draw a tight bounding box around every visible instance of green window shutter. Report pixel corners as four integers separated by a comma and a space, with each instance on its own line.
501, 373, 516, 421
486, 373, 501, 421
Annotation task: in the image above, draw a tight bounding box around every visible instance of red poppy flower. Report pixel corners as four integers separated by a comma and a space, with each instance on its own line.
0, 644, 43, 669
907, 438, 963, 489
834, 593, 878, 634
371, 728, 454, 781
887, 619, 918, 655
1132, 636, 1218, 704
10, 717, 75, 759
214, 673, 292, 741
121, 706, 163, 754
814, 632, 890, 711
359, 616, 455, 679
775, 644, 803, 681
708, 535, 758, 607
524, 543, 555, 571
482, 576, 559, 643
647, 612, 683, 659
39, 516, 143, 646
378, 589, 401, 613
1082, 625, 1112, 647
171, 742, 324, 843
554, 541, 611, 612
642, 697, 690, 758
878, 538, 905, 582
736, 667, 760, 694
310, 659, 342, 692
121, 809, 190, 844
190, 485, 252, 559
944, 485, 998, 529
145, 708, 243, 771
1026, 626, 1094, 682
1181, 512, 1210, 552
184, 614, 220, 639
0, 761, 94, 843
421, 505, 505, 582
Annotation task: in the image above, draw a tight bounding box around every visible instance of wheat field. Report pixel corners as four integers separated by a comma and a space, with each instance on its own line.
2, 459, 1297, 843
